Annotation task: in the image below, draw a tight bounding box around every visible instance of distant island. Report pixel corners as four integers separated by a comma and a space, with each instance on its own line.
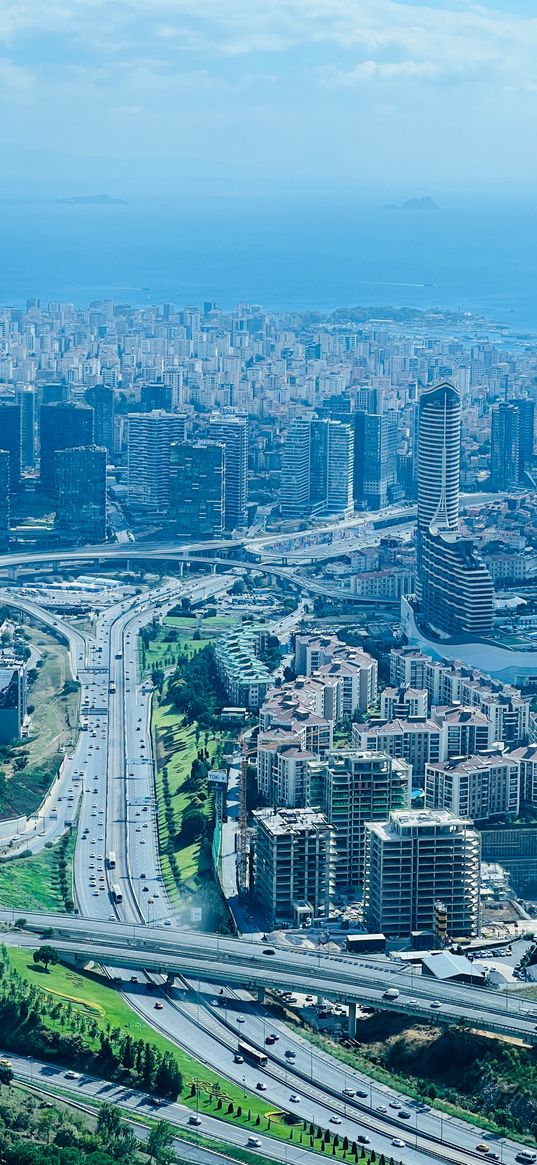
384, 196, 439, 211
56, 194, 129, 206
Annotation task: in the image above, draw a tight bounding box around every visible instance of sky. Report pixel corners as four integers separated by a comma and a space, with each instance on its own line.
1, 0, 537, 197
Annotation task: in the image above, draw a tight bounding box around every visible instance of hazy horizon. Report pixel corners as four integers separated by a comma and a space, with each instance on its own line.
1, 1, 537, 197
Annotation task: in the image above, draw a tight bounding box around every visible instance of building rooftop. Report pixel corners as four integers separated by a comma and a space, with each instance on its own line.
426, 752, 511, 774
253, 807, 334, 837
421, 951, 485, 981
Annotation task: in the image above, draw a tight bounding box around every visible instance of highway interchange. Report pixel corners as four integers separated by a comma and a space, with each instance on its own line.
0, 564, 536, 1165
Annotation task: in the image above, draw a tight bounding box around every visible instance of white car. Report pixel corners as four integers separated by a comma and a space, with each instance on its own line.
392, 1139, 406, 1149
247, 1137, 262, 1148
289, 1094, 300, 1103
430, 1000, 442, 1009
330, 1115, 342, 1125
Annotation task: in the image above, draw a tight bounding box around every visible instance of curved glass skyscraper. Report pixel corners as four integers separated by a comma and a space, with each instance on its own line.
417, 381, 461, 536
416, 381, 493, 637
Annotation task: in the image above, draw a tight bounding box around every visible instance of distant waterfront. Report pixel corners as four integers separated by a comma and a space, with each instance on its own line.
1, 194, 537, 331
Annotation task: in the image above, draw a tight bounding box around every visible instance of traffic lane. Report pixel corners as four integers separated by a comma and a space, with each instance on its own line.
204, 992, 514, 1159
113, 986, 432, 1165
7, 1052, 357, 1165
1, 902, 532, 1023
168, 982, 518, 1161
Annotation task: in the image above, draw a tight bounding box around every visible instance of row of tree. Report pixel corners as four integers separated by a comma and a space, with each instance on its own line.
0, 948, 183, 1099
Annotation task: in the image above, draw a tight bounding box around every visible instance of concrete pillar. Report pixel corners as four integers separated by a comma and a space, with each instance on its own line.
212, 563, 217, 574
166, 973, 175, 989
257, 985, 265, 1004
179, 561, 185, 577
348, 1001, 357, 1039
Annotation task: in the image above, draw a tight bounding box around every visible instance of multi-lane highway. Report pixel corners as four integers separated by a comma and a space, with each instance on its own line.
2, 575, 536, 1165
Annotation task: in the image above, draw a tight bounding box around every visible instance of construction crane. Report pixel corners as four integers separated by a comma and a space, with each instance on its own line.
236, 730, 255, 896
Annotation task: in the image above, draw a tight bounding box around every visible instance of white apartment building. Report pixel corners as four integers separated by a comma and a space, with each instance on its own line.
425, 753, 520, 821
431, 706, 494, 758
294, 634, 378, 713
351, 568, 416, 600
380, 686, 428, 720
364, 809, 481, 938
390, 647, 530, 747
503, 745, 537, 808
256, 730, 317, 807
259, 691, 333, 754
354, 717, 441, 777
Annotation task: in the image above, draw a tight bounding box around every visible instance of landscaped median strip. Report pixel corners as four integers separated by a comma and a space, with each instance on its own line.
13, 1068, 395, 1165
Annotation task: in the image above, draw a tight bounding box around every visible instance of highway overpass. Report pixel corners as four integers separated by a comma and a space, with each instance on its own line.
3, 909, 537, 1043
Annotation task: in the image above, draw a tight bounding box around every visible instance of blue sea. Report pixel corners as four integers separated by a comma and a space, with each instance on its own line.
1, 194, 537, 331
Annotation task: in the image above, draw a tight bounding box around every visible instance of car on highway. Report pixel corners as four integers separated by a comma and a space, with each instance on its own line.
247, 1137, 262, 1148
398, 1110, 411, 1119
188, 1115, 202, 1126
342, 1087, 355, 1097
476, 1146, 490, 1154
154, 1002, 163, 1010
289, 1094, 300, 1103
236, 1015, 245, 1023
516, 1153, 537, 1163
357, 1135, 371, 1145
392, 1139, 406, 1149
356, 1089, 368, 1098
256, 1082, 267, 1091
430, 1000, 442, 1009
234, 1054, 244, 1064
376, 1105, 388, 1114
65, 1071, 81, 1080
329, 1116, 342, 1125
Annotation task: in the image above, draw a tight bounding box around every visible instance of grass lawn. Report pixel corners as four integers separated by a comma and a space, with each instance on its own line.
0, 624, 79, 821
25, 626, 80, 765
152, 701, 229, 928
140, 614, 237, 677
5, 950, 281, 1127
0, 830, 76, 913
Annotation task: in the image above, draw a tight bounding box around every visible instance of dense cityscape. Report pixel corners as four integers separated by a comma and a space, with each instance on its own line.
0, 295, 535, 1165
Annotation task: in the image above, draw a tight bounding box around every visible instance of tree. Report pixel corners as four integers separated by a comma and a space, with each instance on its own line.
147, 1119, 175, 1164
0, 1064, 13, 1090
36, 1106, 57, 1145
33, 946, 60, 972
96, 1103, 124, 1143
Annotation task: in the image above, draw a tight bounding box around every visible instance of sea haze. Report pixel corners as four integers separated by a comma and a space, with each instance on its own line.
1, 195, 536, 329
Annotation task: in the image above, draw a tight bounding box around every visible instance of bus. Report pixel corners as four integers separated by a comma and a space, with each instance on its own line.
106, 851, 116, 869
111, 883, 123, 904
238, 1041, 267, 1068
